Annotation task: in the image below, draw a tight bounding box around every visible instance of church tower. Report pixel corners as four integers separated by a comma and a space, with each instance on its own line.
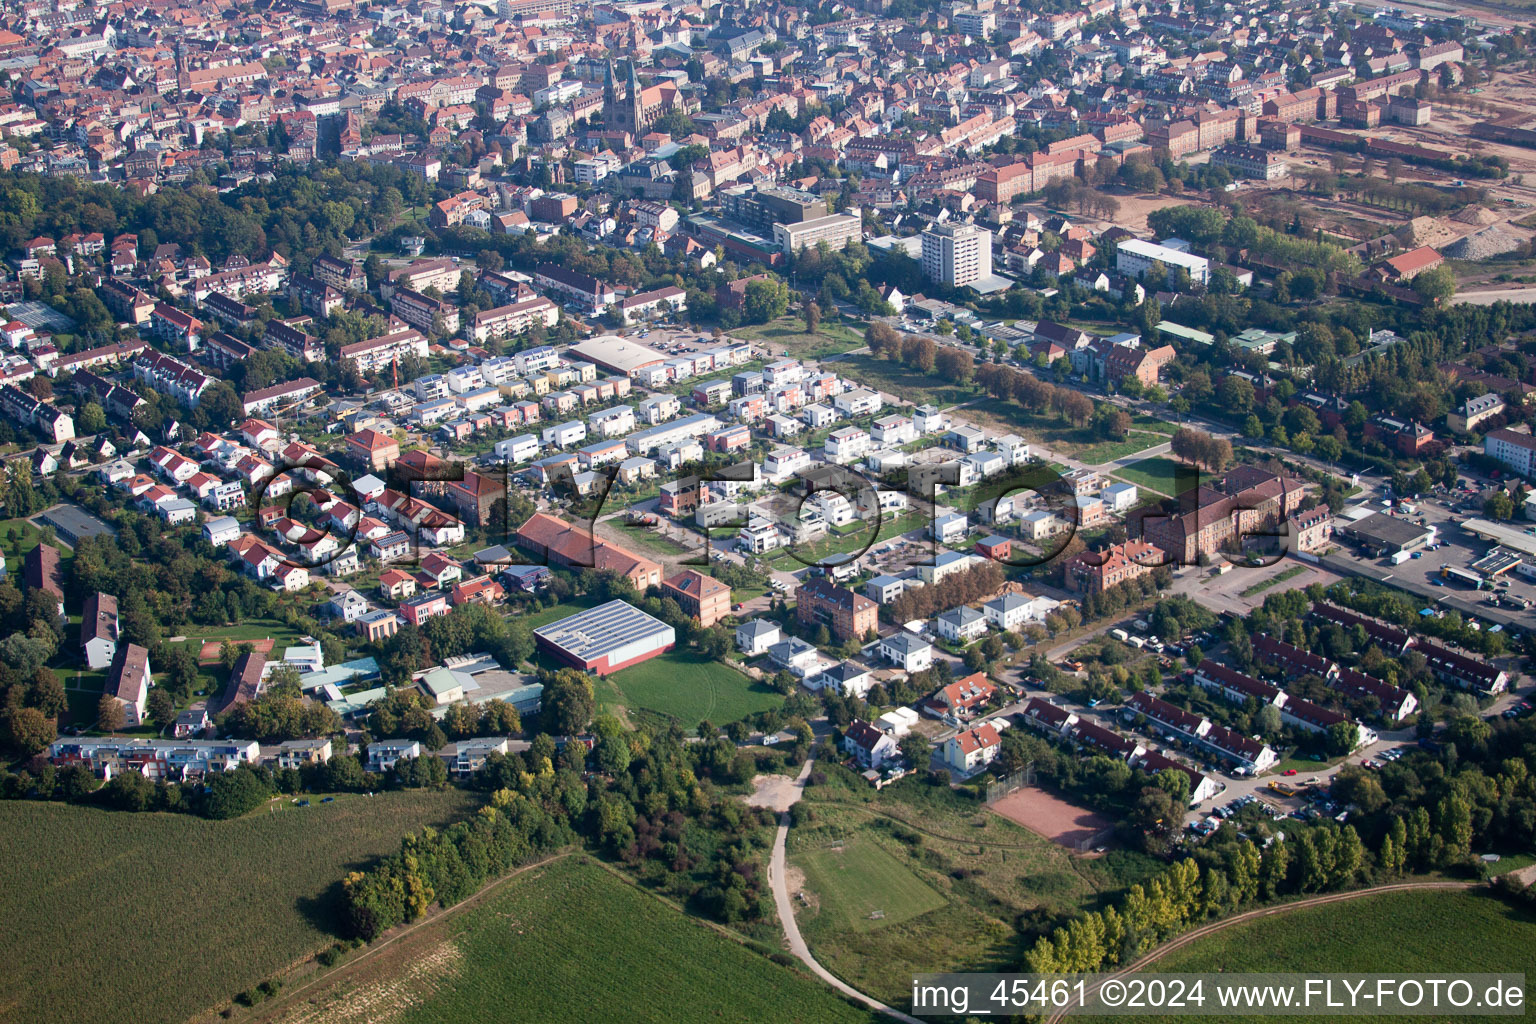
625, 60, 645, 136
602, 59, 619, 127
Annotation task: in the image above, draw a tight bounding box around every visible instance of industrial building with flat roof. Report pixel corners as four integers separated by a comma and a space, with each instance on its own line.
533, 599, 676, 675
568, 335, 669, 376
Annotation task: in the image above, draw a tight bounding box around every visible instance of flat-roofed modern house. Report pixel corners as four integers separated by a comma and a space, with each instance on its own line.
533, 600, 676, 675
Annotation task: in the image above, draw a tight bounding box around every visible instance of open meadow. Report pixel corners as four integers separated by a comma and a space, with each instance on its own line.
829, 354, 975, 406
733, 316, 868, 361
0, 791, 476, 1024
789, 773, 1163, 1008
1112, 456, 1198, 497
795, 834, 948, 933
597, 649, 783, 729
260, 856, 879, 1024
957, 399, 1177, 464
1119, 888, 1536, 1024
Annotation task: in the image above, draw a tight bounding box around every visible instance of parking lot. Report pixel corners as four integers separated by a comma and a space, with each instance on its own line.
1322, 488, 1536, 633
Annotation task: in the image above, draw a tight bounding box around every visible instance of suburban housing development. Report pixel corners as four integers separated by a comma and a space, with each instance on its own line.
0, 0, 1532, 1019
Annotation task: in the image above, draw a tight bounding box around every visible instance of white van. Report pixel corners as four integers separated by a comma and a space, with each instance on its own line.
1111, 628, 1130, 643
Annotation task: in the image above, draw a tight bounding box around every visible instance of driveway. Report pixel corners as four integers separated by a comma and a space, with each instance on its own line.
765, 759, 926, 1024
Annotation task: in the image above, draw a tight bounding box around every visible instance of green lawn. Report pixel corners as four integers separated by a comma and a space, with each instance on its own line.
297, 856, 879, 1024
788, 773, 1156, 1008
831, 354, 976, 406
0, 516, 45, 562
959, 398, 1174, 464
734, 316, 867, 360
1123, 888, 1536, 1024
1240, 563, 1308, 598
609, 519, 699, 559
796, 835, 948, 934
1113, 456, 1199, 497
0, 791, 477, 1024
522, 599, 601, 631
170, 616, 305, 646
598, 649, 782, 728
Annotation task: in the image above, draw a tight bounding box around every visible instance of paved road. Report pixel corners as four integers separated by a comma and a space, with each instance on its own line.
766, 758, 927, 1024
1043, 881, 1477, 1024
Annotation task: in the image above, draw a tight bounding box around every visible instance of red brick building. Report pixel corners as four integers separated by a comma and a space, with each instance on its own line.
661, 569, 732, 627
1064, 540, 1165, 593
796, 578, 878, 642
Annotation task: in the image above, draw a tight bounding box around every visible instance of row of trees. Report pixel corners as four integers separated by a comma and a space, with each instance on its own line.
863, 322, 978, 383
974, 362, 1096, 426
1023, 824, 1370, 974
1023, 698, 1535, 975
1168, 427, 1233, 473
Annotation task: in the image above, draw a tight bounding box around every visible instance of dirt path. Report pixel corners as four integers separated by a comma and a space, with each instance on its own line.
767, 760, 928, 1024
1044, 881, 1477, 1023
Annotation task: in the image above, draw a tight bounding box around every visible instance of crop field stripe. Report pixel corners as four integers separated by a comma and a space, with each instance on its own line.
249, 852, 574, 1023
378, 857, 878, 1024
0, 792, 476, 1024
1044, 883, 1480, 1024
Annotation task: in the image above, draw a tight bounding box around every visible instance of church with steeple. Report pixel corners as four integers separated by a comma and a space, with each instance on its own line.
602, 59, 673, 137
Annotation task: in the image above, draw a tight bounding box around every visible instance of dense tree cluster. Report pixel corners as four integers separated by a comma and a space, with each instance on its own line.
1169, 427, 1233, 473
341, 724, 780, 940
885, 561, 1005, 624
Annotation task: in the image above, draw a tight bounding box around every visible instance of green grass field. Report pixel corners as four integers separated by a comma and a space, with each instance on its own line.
734, 316, 868, 361
0, 791, 477, 1024
796, 835, 947, 933
831, 354, 976, 406
170, 616, 306, 646
274, 856, 877, 1024
788, 773, 1161, 1007
598, 649, 782, 727
0, 516, 45, 561
959, 399, 1176, 464
1121, 888, 1536, 1024
1113, 456, 1199, 497
522, 599, 600, 630
1240, 563, 1308, 598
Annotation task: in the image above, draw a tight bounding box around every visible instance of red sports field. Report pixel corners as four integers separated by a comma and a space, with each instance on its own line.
988, 787, 1115, 851
195, 637, 276, 664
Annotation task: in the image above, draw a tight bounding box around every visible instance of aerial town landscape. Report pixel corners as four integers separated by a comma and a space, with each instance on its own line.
1, 0, 1535, 1017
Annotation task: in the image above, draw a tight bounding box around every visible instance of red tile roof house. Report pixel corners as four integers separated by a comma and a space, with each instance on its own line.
379, 568, 417, 601
450, 574, 505, 607
843, 719, 899, 769
923, 672, 998, 719
1372, 245, 1442, 283
418, 552, 464, 589
943, 722, 1002, 773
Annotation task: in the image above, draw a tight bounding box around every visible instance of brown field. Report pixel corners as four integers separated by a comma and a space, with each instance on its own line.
988, 786, 1115, 851
197, 637, 276, 663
